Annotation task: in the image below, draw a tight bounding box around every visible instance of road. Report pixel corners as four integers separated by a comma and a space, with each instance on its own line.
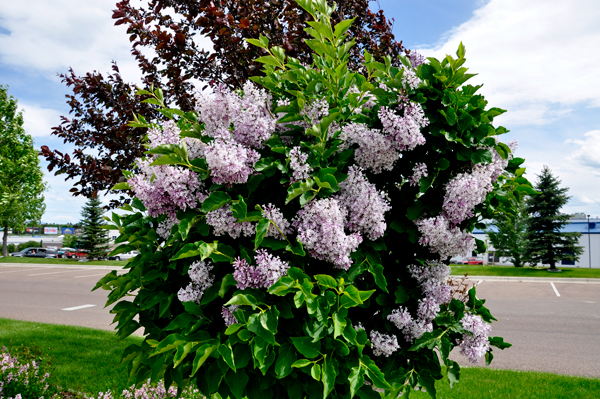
1, 264, 599, 378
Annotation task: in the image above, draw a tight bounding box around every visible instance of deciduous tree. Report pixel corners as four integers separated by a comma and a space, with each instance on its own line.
525, 166, 583, 270
0, 85, 47, 257
78, 196, 110, 259
486, 202, 529, 267
40, 0, 408, 208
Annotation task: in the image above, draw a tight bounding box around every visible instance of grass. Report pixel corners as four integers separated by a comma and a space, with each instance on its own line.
2, 318, 599, 398
410, 367, 600, 399
0, 318, 142, 395
450, 264, 600, 279
0, 256, 127, 267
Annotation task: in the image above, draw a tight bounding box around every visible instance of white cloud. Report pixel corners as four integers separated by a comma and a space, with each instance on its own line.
566, 130, 600, 169
19, 102, 63, 137
416, 0, 600, 126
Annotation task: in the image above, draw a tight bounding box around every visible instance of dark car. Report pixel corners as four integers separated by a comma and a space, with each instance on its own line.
12, 247, 58, 258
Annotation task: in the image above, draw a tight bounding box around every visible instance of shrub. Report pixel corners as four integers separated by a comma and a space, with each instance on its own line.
95, 1, 533, 398
6, 243, 16, 253
17, 241, 42, 251
0, 346, 58, 399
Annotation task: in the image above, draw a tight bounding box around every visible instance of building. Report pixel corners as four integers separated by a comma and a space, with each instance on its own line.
472, 215, 600, 268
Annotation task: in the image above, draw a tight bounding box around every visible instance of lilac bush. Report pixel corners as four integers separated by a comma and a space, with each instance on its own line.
0, 348, 57, 399
97, 1, 533, 398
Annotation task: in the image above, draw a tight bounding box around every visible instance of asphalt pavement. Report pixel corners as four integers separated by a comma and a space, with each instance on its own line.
1, 264, 599, 378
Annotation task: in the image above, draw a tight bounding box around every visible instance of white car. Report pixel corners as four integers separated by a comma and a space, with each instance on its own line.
108, 250, 140, 261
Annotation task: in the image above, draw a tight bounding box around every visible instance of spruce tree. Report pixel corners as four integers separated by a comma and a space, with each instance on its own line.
525, 166, 583, 270
79, 196, 110, 259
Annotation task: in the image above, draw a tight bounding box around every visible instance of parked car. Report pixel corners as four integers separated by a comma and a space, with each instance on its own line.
464, 257, 484, 265
64, 249, 89, 259
11, 247, 58, 258
450, 257, 467, 265
57, 247, 76, 258
108, 250, 140, 261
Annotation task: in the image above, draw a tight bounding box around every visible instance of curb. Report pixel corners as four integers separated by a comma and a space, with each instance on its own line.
0, 262, 125, 270
452, 275, 600, 284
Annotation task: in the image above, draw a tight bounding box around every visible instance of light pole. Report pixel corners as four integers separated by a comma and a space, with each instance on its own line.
587, 215, 591, 269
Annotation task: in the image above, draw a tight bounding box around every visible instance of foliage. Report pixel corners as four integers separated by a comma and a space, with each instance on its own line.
62, 233, 80, 249
6, 243, 16, 253
17, 240, 44, 252
0, 85, 47, 257
79, 196, 111, 259
0, 347, 59, 399
39, 0, 408, 209
95, 2, 530, 398
486, 201, 529, 267
525, 166, 583, 270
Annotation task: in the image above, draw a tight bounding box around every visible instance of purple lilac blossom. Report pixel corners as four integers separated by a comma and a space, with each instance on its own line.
336, 165, 391, 240
195, 84, 233, 136
121, 379, 183, 399
129, 159, 206, 218
183, 137, 206, 160
289, 147, 313, 182
156, 216, 178, 240
261, 204, 292, 239
293, 198, 362, 270
222, 305, 240, 327
206, 207, 255, 239
370, 330, 399, 357
205, 136, 260, 185
255, 249, 290, 286
231, 82, 277, 149
339, 123, 399, 173
302, 98, 329, 125
378, 101, 428, 152
177, 261, 215, 304
408, 51, 426, 68
410, 163, 428, 187
147, 120, 181, 148
458, 313, 492, 363
232, 257, 267, 290
416, 215, 476, 259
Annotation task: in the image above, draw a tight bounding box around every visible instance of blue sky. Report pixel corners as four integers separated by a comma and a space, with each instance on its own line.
0, 0, 599, 224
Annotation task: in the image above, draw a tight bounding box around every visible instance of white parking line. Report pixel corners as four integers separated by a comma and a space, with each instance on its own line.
550, 282, 561, 297
28, 269, 86, 276
62, 304, 96, 311
0, 268, 46, 274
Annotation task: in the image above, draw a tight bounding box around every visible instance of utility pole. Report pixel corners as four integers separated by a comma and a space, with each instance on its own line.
587, 215, 592, 268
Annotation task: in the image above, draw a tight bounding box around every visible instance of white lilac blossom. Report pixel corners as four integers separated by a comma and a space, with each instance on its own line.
232, 257, 267, 289
339, 123, 399, 174
205, 136, 260, 185
129, 159, 206, 218
378, 102, 428, 152
195, 84, 234, 135
183, 137, 206, 160
289, 147, 313, 182
458, 313, 492, 363
416, 216, 475, 259
156, 216, 178, 240
177, 261, 215, 304
370, 330, 399, 357
410, 163, 428, 187
401, 67, 421, 91
222, 305, 239, 327
261, 204, 292, 239
302, 98, 329, 125
231, 82, 277, 149
336, 166, 391, 240
206, 207, 255, 239
293, 198, 362, 270
147, 120, 181, 148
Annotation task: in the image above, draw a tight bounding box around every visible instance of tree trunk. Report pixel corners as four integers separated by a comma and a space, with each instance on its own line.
2, 225, 8, 257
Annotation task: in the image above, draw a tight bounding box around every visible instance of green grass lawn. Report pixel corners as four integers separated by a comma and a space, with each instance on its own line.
0, 318, 142, 395
2, 318, 599, 398
450, 265, 600, 279
0, 256, 127, 267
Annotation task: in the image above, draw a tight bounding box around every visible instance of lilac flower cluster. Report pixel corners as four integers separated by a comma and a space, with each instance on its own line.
93, 379, 200, 399
156, 216, 178, 240
147, 120, 181, 148
302, 98, 329, 125
129, 159, 206, 218
206, 207, 255, 239
369, 330, 399, 357
458, 313, 492, 363
1, 348, 53, 399
289, 147, 313, 182
230, 82, 277, 149
416, 216, 475, 259
177, 261, 215, 304
340, 123, 399, 173
222, 305, 239, 327
205, 135, 260, 185
410, 163, 428, 187
293, 198, 362, 270
261, 204, 292, 239
347, 86, 376, 111
408, 51, 426, 68
378, 102, 428, 152
388, 262, 452, 342
336, 166, 391, 240
232, 250, 290, 290
401, 67, 421, 91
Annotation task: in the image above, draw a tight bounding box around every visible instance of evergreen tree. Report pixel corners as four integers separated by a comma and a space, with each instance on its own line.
78, 196, 110, 259
525, 166, 583, 270
486, 201, 529, 267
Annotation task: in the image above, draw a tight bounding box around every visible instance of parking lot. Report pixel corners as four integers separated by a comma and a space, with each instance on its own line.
1, 264, 599, 378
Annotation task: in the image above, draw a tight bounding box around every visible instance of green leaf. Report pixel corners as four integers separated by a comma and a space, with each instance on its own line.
247, 314, 277, 345
225, 324, 244, 335
224, 369, 249, 399
286, 179, 315, 204
191, 344, 217, 377
418, 370, 436, 398
348, 367, 364, 399
315, 274, 338, 289
218, 342, 236, 371
489, 336, 512, 350
333, 18, 354, 39
311, 363, 322, 380
342, 286, 364, 305
260, 307, 279, 333
286, 240, 306, 256
367, 263, 387, 293
290, 337, 321, 359
291, 359, 313, 368
322, 357, 336, 398
471, 149, 493, 164
362, 356, 392, 390
255, 55, 281, 67
406, 200, 426, 220
275, 342, 297, 378
201, 191, 232, 213
225, 294, 260, 310
447, 360, 461, 388
111, 182, 131, 190
456, 41, 466, 59
254, 218, 271, 250
394, 286, 410, 304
